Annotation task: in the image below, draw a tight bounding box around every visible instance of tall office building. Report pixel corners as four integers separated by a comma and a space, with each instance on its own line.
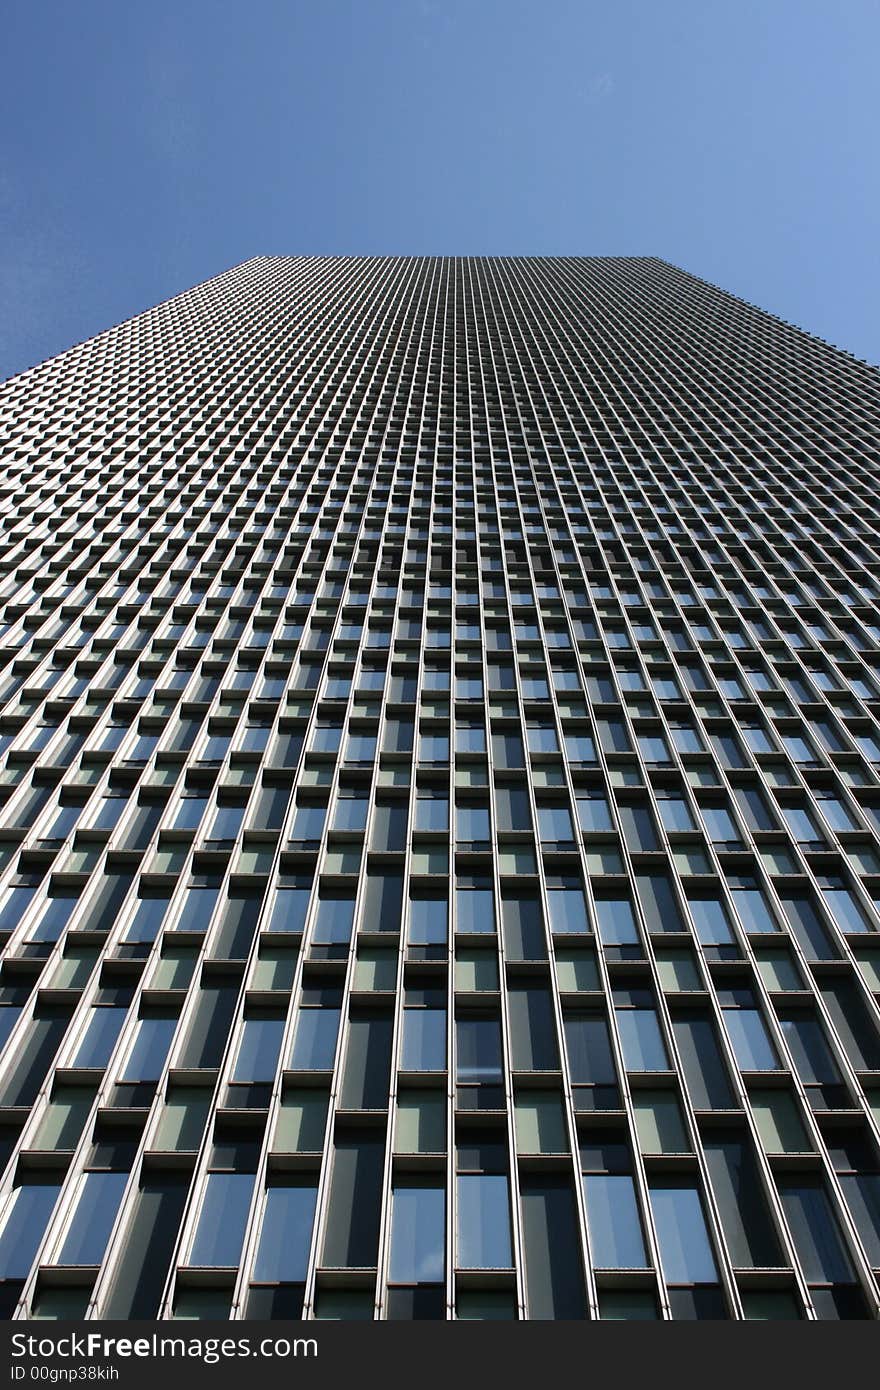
0, 256, 879, 1322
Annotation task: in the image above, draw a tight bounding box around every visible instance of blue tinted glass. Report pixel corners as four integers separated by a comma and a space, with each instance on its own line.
565, 735, 597, 763
527, 726, 559, 754
730, 888, 777, 934
537, 806, 574, 842
821, 889, 868, 934
457, 1174, 512, 1267
584, 1175, 647, 1267
290, 1009, 340, 1070
125, 897, 170, 943
0, 1008, 20, 1051
333, 797, 368, 831
59, 1171, 128, 1265
233, 1019, 285, 1082
176, 888, 219, 933
415, 796, 448, 832
649, 1185, 718, 1283
687, 898, 734, 945
701, 807, 740, 843
402, 1011, 446, 1071
456, 1018, 503, 1082
31, 895, 80, 942
547, 889, 590, 936
313, 896, 355, 944
409, 898, 448, 945
266, 888, 310, 933
121, 1016, 177, 1081
616, 1010, 668, 1071
723, 1011, 780, 1071
389, 1185, 445, 1283
0, 886, 36, 932
252, 1185, 318, 1281
209, 805, 245, 839
456, 806, 490, 841
290, 804, 327, 841
73, 1008, 127, 1068
456, 888, 494, 934
0, 1184, 61, 1278
189, 1173, 254, 1267
577, 796, 613, 832
595, 899, 638, 945
657, 797, 695, 832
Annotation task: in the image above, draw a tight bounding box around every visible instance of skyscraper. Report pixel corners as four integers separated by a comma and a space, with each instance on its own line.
0, 254, 879, 1321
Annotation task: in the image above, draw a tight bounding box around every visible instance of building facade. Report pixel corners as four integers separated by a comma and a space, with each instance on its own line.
0, 256, 879, 1320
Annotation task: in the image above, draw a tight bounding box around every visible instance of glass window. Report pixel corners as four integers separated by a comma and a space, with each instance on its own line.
33, 1086, 97, 1151
124, 895, 170, 945
594, 898, 639, 946
649, 1183, 718, 1283
388, 1183, 445, 1283
632, 1091, 689, 1153
313, 894, 356, 945
395, 1093, 445, 1154
501, 893, 546, 959
58, 1171, 128, 1265
73, 1008, 127, 1069
455, 805, 490, 844
265, 887, 310, 934
456, 1018, 503, 1084
401, 1009, 446, 1071
515, 1093, 567, 1153
779, 1015, 841, 1086
614, 994, 669, 1071
414, 795, 449, 832
777, 1179, 856, 1284
0, 1183, 61, 1278
687, 896, 735, 946
495, 785, 531, 831
618, 803, 659, 852
272, 1093, 329, 1154
289, 1007, 340, 1070
120, 1016, 177, 1082
635, 873, 684, 934
152, 1087, 212, 1152
332, 795, 369, 832
583, 1175, 647, 1267
409, 895, 448, 946
289, 802, 327, 844
729, 883, 778, 934
699, 805, 742, 845
722, 1008, 780, 1072
455, 885, 494, 934
457, 1174, 512, 1268
576, 795, 613, 833
537, 804, 575, 843
656, 794, 696, 833
252, 1184, 318, 1282
508, 987, 558, 1071
546, 888, 589, 937
189, 1172, 254, 1267
232, 1018, 285, 1082
703, 1134, 783, 1267
820, 885, 870, 935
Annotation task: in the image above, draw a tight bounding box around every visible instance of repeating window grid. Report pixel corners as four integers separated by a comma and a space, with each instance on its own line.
1, 258, 878, 1312
471, 271, 666, 1316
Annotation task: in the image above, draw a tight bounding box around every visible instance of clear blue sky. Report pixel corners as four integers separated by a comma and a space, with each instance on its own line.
2, 0, 879, 380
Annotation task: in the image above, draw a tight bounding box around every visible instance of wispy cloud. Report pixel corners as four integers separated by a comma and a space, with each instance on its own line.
585, 72, 615, 103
